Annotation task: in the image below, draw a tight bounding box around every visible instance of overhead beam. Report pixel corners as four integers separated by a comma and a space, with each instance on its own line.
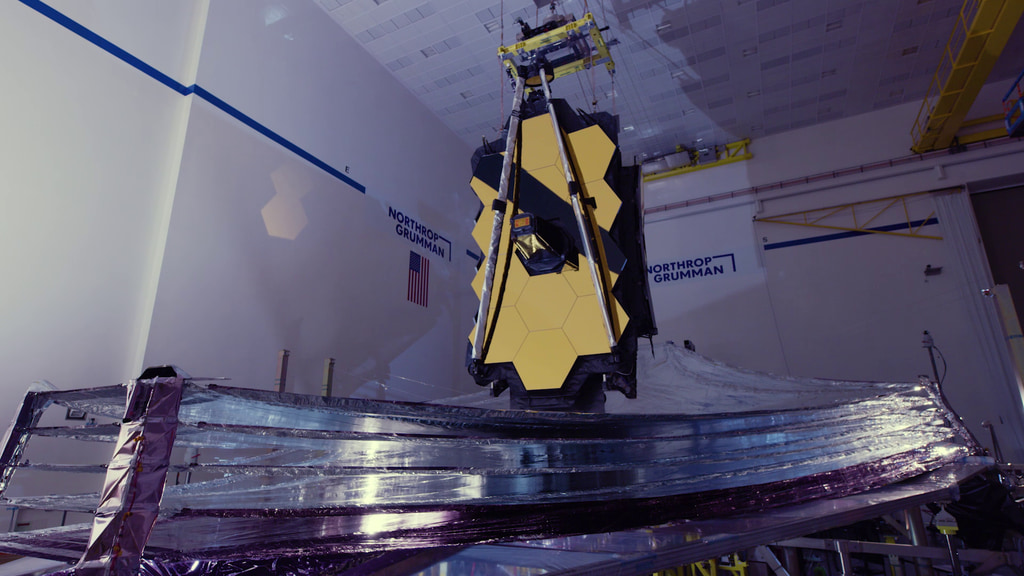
755, 190, 944, 241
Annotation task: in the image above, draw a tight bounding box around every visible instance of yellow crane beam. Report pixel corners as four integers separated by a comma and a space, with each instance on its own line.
910, 0, 1024, 153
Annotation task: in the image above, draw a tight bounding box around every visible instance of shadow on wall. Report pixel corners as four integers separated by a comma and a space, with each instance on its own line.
608, 0, 746, 153
649, 279, 789, 376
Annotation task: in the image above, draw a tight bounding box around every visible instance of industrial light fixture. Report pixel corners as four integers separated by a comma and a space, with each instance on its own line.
825, 20, 842, 32
656, 22, 672, 32
822, 68, 838, 78
671, 69, 687, 79
747, 89, 761, 97
902, 46, 919, 56
742, 47, 758, 57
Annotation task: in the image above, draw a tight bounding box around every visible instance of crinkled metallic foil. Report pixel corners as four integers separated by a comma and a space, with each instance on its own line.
0, 345, 985, 575
74, 370, 186, 575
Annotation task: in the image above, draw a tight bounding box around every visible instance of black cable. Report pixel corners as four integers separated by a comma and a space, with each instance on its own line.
934, 344, 948, 386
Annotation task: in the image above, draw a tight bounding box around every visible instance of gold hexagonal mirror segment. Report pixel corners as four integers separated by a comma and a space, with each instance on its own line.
566, 125, 615, 184
470, 176, 498, 203
514, 273, 577, 331
563, 265, 596, 297
518, 115, 561, 172
513, 329, 578, 391
580, 178, 622, 231
481, 307, 530, 364
500, 259, 532, 308
562, 294, 614, 356
528, 164, 570, 201
472, 209, 513, 253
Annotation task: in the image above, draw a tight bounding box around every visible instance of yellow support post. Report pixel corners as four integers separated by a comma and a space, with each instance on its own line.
719, 554, 748, 576
690, 559, 717, 576
910, 0, 1024, 153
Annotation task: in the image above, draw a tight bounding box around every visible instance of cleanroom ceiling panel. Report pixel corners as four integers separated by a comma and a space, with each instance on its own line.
315, 0, 1024, 161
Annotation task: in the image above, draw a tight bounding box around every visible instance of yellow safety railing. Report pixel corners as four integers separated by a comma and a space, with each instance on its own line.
643, 139, 752, 182
911, 0, 979, 151
910, 0, 1024, 152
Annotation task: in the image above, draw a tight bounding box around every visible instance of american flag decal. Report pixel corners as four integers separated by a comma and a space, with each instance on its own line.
407, 251, 429, 307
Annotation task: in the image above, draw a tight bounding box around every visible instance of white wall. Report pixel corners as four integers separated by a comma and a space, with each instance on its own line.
0, 1, 206, 533
0, 2, 199, 426
2, 0, 478, 434
142, 0, 480, 399
644, 82, 1024, 460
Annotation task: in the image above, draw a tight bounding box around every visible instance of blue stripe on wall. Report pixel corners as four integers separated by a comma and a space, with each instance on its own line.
763, 218, 939, 250
19, 0, 192, 95
18, 0, 366, 194
191, 87, 361, 190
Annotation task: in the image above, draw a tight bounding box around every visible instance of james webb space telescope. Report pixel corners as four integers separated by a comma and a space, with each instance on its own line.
467, 9, 656, 411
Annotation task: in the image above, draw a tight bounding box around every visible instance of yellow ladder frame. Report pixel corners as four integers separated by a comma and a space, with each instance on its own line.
911, 0, 1024, 153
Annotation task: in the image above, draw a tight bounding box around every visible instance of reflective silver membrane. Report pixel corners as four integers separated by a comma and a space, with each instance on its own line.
0, 345, 984, 572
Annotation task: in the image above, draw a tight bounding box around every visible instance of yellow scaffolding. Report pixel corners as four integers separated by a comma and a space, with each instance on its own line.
651, 553, 748, 576
642, 139, 753, 182
755, 190, 944, 241
910, 0, 1024, 153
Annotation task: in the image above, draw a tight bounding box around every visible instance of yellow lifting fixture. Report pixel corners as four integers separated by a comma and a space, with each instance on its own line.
755, 190, 945, 241
497, 12, 615, 89
642, 139, 753, 182
910, 0, 1024, 153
